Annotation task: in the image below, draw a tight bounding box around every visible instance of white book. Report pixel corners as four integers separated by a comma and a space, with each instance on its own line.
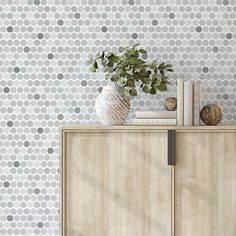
184, 80, 194, 126
194, 81, 201, 126
132, 119, 177, 126
177, 79, 184, 126
135, 111, 176, 119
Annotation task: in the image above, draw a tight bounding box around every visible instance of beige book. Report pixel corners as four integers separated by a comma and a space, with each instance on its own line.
177, 79, 184, 126
132, 119, 177, 126
194, 81, 201, 126
135, 111, 176, 119
184, 80, 194, 126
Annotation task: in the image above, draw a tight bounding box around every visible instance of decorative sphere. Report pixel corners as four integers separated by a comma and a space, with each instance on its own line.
164, 97, 177, 111
200, 104, 222, 126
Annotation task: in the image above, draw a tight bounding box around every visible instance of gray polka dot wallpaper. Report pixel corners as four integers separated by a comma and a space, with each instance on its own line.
0, 0, 236, 235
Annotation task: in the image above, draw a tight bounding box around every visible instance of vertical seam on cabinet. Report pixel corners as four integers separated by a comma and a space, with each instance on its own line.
171, 166, 175, 236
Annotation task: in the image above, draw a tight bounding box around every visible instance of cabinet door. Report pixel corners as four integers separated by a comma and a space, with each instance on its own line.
61, 130, 172, 236
175, 132, 236, 236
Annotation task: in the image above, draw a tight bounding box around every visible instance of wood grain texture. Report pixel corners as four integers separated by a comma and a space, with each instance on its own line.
61, 130, 172, 236
174, 132, 236, 236
61, 125, 236, 132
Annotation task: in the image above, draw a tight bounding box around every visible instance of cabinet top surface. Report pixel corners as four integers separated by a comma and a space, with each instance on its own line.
61, 124, 236, 131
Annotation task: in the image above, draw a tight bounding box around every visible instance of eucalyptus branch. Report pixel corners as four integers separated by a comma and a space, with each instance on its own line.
88, 44, 173, 97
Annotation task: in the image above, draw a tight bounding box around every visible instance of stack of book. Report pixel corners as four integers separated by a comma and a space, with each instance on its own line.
177, 79, 201, 126
132, 111, 177, 125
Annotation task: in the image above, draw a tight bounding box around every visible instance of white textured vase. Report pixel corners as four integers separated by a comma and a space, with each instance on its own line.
95, 85, 131, 125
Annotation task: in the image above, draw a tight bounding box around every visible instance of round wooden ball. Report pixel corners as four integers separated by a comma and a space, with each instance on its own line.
200, 104, 222, 126
164, 97, 177, 111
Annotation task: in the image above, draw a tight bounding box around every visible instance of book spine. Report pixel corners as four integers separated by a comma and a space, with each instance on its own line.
132, 119, 177, 125
177, 79, 184, 126
184, 80, 194, 126
132, 119, 143, 125
194, 81, 201, 126
135, 111, 176, 119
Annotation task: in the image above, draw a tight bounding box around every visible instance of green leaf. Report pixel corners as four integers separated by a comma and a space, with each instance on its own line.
90, 65, 96, 72
129, 49, 139, 57
117, 68, 127, 76
101, 59, 106, 67
94, 60, 98, 69
100, 52, 105, 59
129, 88, 137, 96
133, 73, 141, 81
142, 85, 150, 93
96, 51, 105, 60
166, 64, 173, 68
137, 58, 145, 64
165, 80, 171, 85
107, 53, 119, 62
139, 69, 149, 76
126, 79, 135, 87
110, 75, 118, 82
149, 88, 157, 94
133, 43, 140, 48
107, 52, 114, 57
158, 84, 167, 91
113, 55, 119, 63
95, 52, 100, 58
116, 77, 127, 86
139, 49, 147, 54
128, 58, 137, 65
160, 70, 164, 77
152, 78, 161, 87
158, 63, 166, 70
123, 87, 130, 97
152, 74, 159, 80
89, 60, 98, 72
141, 77, 151, 84
167, 68, 173, 72
88, 58, 93, 65
107, 60, 114, 68
105, 74, 110, 80
161, 76, 169, 82
149, 63, 156, 70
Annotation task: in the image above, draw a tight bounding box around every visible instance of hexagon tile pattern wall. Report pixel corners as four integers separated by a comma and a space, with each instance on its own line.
0, 0, 236, 235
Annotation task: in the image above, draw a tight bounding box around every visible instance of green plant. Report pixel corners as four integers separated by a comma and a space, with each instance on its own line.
89, 44, 173, 97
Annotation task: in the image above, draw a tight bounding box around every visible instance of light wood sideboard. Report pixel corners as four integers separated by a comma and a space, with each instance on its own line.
61, 126, 236, 236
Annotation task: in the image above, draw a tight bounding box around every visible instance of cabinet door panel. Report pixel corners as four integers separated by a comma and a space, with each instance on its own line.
62, 131, 172, 236
175, 132, 236, 236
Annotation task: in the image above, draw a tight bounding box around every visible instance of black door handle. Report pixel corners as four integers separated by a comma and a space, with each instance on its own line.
168, 130, 176, 165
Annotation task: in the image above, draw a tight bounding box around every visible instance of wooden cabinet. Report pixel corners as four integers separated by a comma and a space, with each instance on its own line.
61, 128, 173, 236
175, 131, 236, 236
61, 126, 236, 236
